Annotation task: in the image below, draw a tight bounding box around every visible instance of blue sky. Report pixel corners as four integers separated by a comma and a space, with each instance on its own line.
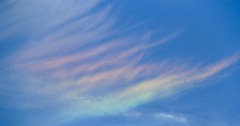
0, 0, 240, 126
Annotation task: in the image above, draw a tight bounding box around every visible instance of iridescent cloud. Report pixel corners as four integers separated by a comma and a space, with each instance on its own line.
1, 0, 239, 124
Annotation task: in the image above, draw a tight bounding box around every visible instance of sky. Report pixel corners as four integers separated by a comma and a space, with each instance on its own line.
0, 0, 240, 126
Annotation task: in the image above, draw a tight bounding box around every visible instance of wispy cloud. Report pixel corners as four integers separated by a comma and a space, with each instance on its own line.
122, 111, 188, 126
153, 113, 188, 123
0, 0, 239, 125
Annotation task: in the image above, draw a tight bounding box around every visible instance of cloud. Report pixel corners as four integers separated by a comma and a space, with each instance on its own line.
35, 52, 239, 122
0, 0, 101, 43
0, 0, 239, 125
121, 111, 188, 126
152, 113, 188, 123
